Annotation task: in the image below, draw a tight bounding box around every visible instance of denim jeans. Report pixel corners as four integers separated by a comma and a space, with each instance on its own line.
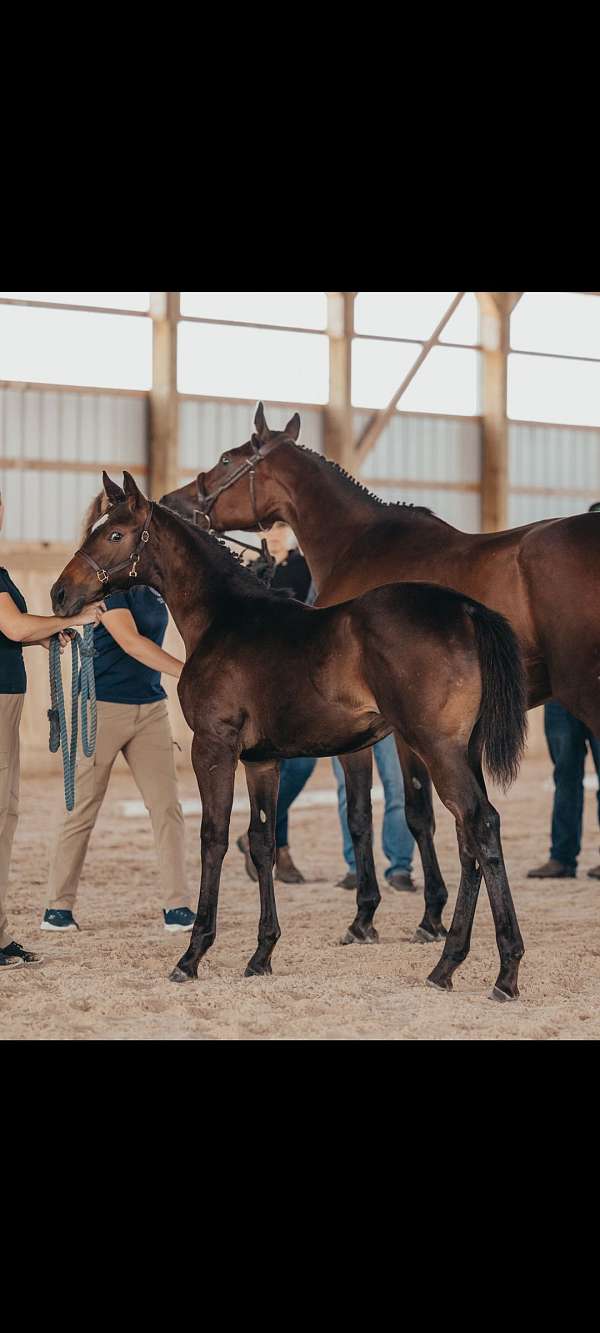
332, 733, 415, 878
275, 758, 318, 847
544, 701, 600, 869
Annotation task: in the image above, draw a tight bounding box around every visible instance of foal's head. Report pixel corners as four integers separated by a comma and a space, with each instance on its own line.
160, 401, 301, 533
51, 472, 154, 617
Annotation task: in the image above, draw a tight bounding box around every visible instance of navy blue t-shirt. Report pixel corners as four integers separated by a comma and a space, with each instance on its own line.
0, 567, 27, 695
93, 586, 168, 705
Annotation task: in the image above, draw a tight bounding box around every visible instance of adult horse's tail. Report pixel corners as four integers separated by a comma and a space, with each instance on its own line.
465, 601, 528, 790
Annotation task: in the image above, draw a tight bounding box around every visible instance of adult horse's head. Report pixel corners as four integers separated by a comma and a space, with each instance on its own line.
160, 402, 301, 534
51, 471, 154, 617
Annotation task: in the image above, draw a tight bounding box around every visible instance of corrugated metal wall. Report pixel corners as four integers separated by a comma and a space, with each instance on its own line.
0, 386, 148, 542
509, 422, 600, 527
357, 410, 483, 532
6, 386, 600, 543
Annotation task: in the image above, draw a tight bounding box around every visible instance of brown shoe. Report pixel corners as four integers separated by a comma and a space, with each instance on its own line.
527, 858, 576, 879
587, 865, 600, 880
275, 846, 306, 884
386, 871, 417, 893
236, 834, 258, 883
336, 872, 357, 891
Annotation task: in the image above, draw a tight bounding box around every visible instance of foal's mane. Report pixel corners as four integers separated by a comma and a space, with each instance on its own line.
290, 442, 435, 517
155, 502, 288, 602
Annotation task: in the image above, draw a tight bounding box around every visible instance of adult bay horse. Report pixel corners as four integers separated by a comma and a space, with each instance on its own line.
51, 471, 528, 1000
161, 402, 600, 942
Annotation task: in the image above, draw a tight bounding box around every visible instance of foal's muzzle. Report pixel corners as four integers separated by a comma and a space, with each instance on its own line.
51, 581, 85, 618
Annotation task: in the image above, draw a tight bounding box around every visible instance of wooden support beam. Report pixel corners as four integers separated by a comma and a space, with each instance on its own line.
149, 292, 180, 499
354, 293, 465, 468
323, 293, 356, 470
477, 292, 523, 532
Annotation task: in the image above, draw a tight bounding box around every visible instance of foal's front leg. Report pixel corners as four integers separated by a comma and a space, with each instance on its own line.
243, 760, 281, 977
339, 749, 381, 945
170, 736, 236, 984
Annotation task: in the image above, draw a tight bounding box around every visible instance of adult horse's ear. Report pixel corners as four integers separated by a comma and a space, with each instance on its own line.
102, 472, 126, 505
285, 413, 301, 441
254, 401, 269, 439
122, 471, 147, 511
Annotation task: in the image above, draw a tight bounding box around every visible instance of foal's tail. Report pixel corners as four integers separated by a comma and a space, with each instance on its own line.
465, 601, 528, 790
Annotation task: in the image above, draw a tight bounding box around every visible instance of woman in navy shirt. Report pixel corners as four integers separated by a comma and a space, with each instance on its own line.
0, 490, 99, 970
42, 493, 194, 935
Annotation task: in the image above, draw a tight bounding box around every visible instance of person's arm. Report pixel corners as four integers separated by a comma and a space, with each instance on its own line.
96, 606, 184, 679
0, 592, 101, 645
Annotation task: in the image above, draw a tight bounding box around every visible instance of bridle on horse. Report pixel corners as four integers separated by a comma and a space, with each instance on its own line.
77, 503, 155, 586
193, 433, 290, 570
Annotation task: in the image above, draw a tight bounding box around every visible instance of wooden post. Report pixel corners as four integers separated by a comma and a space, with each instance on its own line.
324, 292, 355, 470
477, 292, 522, 532
149, 291, 180, 499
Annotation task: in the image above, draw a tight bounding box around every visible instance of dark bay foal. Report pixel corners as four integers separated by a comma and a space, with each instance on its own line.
51, 471, 528, 1001
162, 402, 600, 943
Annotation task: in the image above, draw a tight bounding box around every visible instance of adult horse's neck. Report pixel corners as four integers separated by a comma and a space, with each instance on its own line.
265, 444, 438, 590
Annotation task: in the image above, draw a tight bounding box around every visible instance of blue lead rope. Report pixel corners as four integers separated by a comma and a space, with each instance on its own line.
48, 625, 97, 811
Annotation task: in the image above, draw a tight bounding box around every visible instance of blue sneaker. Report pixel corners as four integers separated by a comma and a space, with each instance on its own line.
163, 907, 196, 933
40, 909, 80, 932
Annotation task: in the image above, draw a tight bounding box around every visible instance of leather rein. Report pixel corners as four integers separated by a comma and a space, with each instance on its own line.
77, 503, 155, 587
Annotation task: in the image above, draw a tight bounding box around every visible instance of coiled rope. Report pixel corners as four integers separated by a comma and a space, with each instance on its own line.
48, 626, 97, 811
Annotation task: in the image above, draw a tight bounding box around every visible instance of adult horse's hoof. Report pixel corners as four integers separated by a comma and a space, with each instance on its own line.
488, 985, 519, 1003
426, 976, 453, 993
413, 925, 447, 944
244, 961, 273, 977
169, 966, 195, 984
340, 925, 379, 946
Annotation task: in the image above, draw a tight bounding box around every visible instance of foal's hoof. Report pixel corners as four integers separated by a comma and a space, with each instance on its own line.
426, 975, 453, 993
488, 985, 519, 1004
413, 925, 447, 944
340, 925, 379, 946
169, 966, 195, 984
244, 961, 273, 977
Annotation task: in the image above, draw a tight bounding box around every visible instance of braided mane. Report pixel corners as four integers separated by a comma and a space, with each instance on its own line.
292, 443, 434, 517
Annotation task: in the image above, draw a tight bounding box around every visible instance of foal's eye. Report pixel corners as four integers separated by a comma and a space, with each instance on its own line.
108, 531, 122, 542
222, 455, 231, 466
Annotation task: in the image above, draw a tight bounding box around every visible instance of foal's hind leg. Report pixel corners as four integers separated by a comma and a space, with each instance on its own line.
394, 734, 448, 943
339, 749, 382, 945
424, 747, 524, 1000
243, 761, 281, 977
428, 748, 485, 992
170, 737, 236, 984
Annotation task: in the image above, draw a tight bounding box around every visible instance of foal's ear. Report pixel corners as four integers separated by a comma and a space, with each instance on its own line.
122, 471, 148, 511
285, 413, 301, 441
254, 401, 269, 439
102, 472, 126, 505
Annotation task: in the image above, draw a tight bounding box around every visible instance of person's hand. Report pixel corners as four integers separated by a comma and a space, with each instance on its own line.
78, 601, 106, 625
57, 631, 70, 653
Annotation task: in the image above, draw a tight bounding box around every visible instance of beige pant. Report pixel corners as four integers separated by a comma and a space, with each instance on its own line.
0, 694, 24, 949
47, 699, 189, 912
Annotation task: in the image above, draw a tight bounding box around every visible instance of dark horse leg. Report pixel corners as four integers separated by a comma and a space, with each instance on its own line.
394, 732, 448, 944
170, 736, 236, 983
339, 748, 382, 946
243, 760, 281, 977
424, 744, 524, 1001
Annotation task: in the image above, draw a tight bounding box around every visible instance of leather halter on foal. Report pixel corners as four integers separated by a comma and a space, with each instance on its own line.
78, 503, 154, 587
193, 433, 286, 536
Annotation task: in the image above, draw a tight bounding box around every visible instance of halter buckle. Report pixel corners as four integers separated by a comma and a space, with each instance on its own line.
97, 569, 109, 584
